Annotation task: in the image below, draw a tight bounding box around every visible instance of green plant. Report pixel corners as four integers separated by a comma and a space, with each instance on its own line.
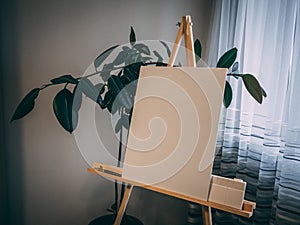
11, 27, 266, 224
11, 27, 266, 132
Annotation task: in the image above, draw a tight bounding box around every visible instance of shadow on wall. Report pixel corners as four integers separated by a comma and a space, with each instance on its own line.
0, 0, 24, 225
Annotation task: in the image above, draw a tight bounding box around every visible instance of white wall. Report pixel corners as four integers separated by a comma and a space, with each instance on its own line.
3, 0, 214, 224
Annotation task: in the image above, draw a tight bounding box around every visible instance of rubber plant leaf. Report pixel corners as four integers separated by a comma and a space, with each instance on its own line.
103, 90, 114, 109
11, 88, 40, 122
101, 63, 114, 82
223, 81, 233, 108
71, 85, 80, 131
123, 62, 142, 83
194, 39, 202, 62
122, 46, 131, 51
94, 45, 119, 68
113, 50, 129, 66
50, 75, 78, 85
78, 77, 100, 102
232, 61, 239, 72
133, 43, 151, 55
217, 48, 237, 68
160, 41, 171, 57
72, 84, 82, 112
121, 114, 130, 129
114, 114, 130, 133
53, 88, 75, 133
141, 56, 152, 63
106, 95, 118, 114
242, 74, 263, 104
130, 26, 136, 46
95, 83, 105, 109
108, 75, 132, 110
261, 87, 267, 97
95, 83, 105, 95
153, 50, 163, 63
115, 117, 122, 133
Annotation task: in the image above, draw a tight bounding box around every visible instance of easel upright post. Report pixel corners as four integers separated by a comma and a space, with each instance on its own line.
168, 15, 212, 225
183, 15, 196, 67
167, 15, 196, 67
113, 185, 133, 225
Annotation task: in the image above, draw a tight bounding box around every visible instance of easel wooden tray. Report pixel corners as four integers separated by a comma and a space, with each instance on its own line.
88, 163, 255, 219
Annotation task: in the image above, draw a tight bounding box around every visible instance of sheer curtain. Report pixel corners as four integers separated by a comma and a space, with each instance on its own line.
208, 0, 300, 224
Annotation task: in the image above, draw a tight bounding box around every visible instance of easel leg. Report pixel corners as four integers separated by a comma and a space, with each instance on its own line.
202, 205, 212, 225
113, 185, 133, 225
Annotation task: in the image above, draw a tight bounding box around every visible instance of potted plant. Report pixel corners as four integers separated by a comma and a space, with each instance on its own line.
11, 27, 266, 225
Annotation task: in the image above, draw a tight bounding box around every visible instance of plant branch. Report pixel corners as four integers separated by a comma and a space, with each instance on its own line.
84, 62, 168, 79
227, 73, 244, 77
40, 83, 56, 90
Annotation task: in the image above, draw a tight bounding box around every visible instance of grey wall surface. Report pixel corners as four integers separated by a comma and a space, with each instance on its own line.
2, 0, 214, 225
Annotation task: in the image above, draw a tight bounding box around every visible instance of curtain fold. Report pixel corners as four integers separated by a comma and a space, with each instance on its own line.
209, 0, 300, 224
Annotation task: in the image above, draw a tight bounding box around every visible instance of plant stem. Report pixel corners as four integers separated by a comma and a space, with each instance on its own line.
117, 111, 126, 209
84, 61, 168, 79
40, 83, 56, 90
117, 125, 123, 168
227, 73, 243, 77
114, 181, 118, 213
115, 111, 124, 213
118, 128, 125, 208
120, 183, 125, 208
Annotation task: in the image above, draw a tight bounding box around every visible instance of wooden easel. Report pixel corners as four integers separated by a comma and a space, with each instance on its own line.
88, 16, 255, 225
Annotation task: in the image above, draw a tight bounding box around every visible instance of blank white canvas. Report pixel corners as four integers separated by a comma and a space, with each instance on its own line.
122, 66, 227, 201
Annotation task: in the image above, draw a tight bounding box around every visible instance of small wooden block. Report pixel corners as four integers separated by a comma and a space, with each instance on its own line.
208, 175, 246, 209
